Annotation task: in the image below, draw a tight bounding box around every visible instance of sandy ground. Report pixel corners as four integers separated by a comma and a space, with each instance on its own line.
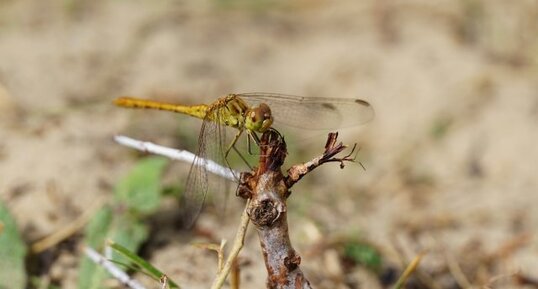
1, 1, 537, 288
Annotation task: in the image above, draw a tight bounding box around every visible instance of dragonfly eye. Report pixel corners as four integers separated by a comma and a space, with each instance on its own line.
258, 103, 273, 132
245, 103, 273, 132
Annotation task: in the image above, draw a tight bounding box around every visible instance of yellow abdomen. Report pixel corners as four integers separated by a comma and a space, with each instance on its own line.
114, 97, 208, 120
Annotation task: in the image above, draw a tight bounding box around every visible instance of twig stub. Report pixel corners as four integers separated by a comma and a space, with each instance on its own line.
247, 171, 287, 228
285, 132, 356, 188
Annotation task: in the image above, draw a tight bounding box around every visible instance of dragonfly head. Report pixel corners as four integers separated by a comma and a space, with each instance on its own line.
245, 103, 273, 133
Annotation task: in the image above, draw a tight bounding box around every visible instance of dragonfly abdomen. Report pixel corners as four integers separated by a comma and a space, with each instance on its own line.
114, 97, 209, 120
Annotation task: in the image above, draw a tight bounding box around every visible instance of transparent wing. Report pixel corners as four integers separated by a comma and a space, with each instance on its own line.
180, 105, 232, 228
239, 93, 374, 130
180, 119, 211, 228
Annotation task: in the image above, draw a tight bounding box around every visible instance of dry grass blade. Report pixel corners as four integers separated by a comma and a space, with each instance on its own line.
31, 196, 106, 254
392, 252, 424, 289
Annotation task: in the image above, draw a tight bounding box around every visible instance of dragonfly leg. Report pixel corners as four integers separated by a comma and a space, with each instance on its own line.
224, 129, 252, 170
247, 128, 284, 158
232, 145, 253, 170
247, 131, 261, 155
251, 131, 261, 146
247, 133, 252, 155
225, 129, 243, 159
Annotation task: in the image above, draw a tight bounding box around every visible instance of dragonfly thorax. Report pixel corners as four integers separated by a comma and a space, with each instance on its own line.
245, 103, 273, 133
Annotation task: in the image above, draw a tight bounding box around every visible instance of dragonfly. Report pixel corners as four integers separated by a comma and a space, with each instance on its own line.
114, 93, 374, 227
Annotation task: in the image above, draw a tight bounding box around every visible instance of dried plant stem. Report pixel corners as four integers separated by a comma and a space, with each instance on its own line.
217, 240, 226, 273
210, 201, 250, 289
193, 239, 227, 273
444, 249, 472, 289
230, 257, 241, 289
114, 135, 237, 181
286, 132, 355, 188
392, 253, 424, 289
31, 196, 106, 253
84, 246, 147, 289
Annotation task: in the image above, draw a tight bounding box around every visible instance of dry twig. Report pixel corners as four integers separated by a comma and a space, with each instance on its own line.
237, 130, 358, 289
114, 135, 237, 181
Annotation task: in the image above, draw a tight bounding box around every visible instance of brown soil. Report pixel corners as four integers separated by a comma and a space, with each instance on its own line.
1, 1, 537, 288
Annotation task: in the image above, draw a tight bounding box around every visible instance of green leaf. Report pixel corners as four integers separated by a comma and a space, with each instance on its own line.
108, 215, 148, 264
344, 242, 382, 272
78, 207, 149, 289
30, 277, 61, 289
84, 207, 113, 248
78, 156, 167, 288
109, 241, 180, 289
0, 202, 27, 289
77, 257, 107, 289
162, 184, 183, 198
77, 207, 113, 289
115, 157, 168, 214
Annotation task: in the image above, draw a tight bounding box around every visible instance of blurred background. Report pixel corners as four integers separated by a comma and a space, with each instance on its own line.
1, 0, 537, 288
